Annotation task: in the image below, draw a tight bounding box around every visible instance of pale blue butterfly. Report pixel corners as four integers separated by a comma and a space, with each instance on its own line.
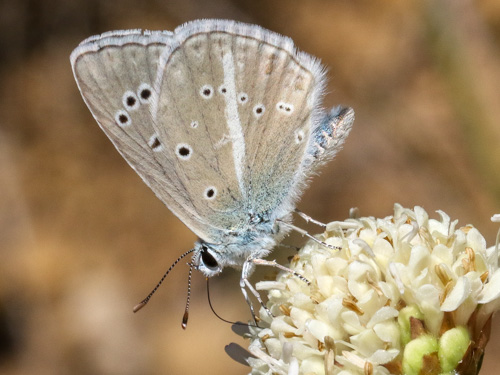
70, 19, 354, 323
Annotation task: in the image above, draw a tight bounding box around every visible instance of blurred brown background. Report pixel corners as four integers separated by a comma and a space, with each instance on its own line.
0, 0, 499, 374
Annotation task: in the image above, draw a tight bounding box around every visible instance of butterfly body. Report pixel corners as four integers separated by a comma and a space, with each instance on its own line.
71, 19, 353, 282
193, 219, 283, 277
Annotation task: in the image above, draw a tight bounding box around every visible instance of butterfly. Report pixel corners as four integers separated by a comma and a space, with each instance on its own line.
71, 19, 354, 322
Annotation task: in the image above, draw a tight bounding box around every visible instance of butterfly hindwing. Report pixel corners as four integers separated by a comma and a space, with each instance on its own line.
153, 30, 250, 233
233, 33, 322, 219
153, 20, 329, 231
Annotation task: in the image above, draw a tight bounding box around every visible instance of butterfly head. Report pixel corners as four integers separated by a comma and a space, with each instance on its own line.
193, 242, 224, 277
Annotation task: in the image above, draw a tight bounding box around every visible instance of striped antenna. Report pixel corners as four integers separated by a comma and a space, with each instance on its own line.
133, 248, 196, 313
182, 263, 194, 329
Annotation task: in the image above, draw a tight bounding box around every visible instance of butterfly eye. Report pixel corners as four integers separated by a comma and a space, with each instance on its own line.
201, 246, 218, 270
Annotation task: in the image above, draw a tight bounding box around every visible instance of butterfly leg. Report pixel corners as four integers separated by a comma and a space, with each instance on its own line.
294, 209, 326, 227
252, 258, 310, 285
241, 277, 274, 322
277, 220, 341, 251
239, 276, 258, 323
240, 259, 273, 323
240, 258, 312, 323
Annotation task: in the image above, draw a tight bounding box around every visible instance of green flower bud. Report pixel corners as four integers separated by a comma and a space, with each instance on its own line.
402, 335, 439, 375
439, 326, 470, 373
398, 305, 424, 345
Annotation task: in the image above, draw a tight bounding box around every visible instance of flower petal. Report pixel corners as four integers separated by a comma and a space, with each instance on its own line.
478, 269, 500, 303
441, 277, 470, 311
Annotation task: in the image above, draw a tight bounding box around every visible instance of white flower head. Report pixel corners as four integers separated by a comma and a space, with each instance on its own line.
245, 205, 500, 375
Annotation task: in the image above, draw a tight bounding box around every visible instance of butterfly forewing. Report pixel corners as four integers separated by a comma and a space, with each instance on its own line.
72, 33, 226, 243
73, 42, 166, 175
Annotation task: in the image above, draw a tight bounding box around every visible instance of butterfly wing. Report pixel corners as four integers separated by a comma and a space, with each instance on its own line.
153, 20, 353, 226
71, 20, 353, 244
71, 29, 229, 243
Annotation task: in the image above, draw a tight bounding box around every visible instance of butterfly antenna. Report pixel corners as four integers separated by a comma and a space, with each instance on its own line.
182, 263, 194, 329
133, 248, 196, 313
206, 277, 259, 328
